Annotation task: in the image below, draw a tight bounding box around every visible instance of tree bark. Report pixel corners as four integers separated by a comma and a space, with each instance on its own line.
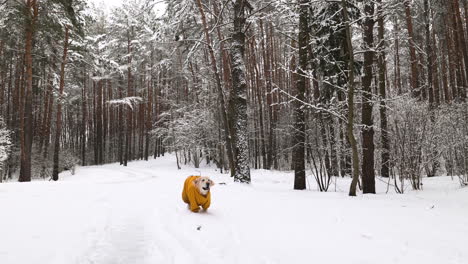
430, 10, 441, 107
249, 36, 267, 169
377, 0, 390, 178
230, 0, 251, 183
124, 28, 133, 166
145, 56, 153, 161
342, 0, 360, 196
19, 0, 38, 182
52, 25, 70, 181
404, 0, 421, 98
293, 0, 308, 190
452, 0, 468, 94
81, 69, 87, 166
96, 80, 103, 164
393, 17, 402, 95
424, 0, 435, 107
361, 1, 376, 193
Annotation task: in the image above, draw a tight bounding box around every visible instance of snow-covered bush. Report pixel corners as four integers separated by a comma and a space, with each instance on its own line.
306, 119, 333, 192
60, 150, 80, 175
32, 148, 79, 179
0, 117, 11, 182
156, 104, 219, 168
388, 97, 432, 192
437, 103, 468, 186
388, 97, 468, 190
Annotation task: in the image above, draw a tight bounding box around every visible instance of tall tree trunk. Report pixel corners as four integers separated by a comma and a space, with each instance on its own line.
446, 19, 458, 99
452, 0, 468, 91
440, 31, 451, 103
43, 66, 54, 159
293, 0, 308, 190
39, 66, 52, 153
450, 0, 468, 100
404, 0, 421, 98
393, 17, 402, 95
52, 25, 70, 181
342, 0, 360, 197
96, 80, 103, 164
230, 0, 251, 183
430, 9, 441, 106
194, 0, 235, 176
361, 1, 376, 193
19, 0, 38, 182
124, 29, 133, 166
260, 20, 275, 170
252, 37, 267, 169
377, 0, 390, 178
424, 0, 435, 107
145, 57, 153, 161
118, 77, 124, 165
81, 69, 87, 166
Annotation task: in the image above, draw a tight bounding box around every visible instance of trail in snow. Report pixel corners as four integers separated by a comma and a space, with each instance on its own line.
1, 155, 467, 264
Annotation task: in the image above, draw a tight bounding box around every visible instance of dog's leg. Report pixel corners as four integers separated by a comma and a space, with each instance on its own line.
201, 194, 211, 211
190, 201, 200, 212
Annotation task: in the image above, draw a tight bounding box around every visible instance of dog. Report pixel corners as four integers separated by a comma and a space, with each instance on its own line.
182, 175, 215, 212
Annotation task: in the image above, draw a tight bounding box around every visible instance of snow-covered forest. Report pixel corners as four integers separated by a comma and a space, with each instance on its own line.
0, 0, 468, 262
1, 0, 467, 191
1, 0, 468, 191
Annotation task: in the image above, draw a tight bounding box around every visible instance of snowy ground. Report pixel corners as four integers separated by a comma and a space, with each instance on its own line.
1, 155, 467, 264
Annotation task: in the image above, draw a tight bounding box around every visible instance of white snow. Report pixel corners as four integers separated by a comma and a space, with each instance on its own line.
1, 155, 467, 264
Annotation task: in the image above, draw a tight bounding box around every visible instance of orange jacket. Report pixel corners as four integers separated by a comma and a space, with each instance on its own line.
182, 176, 211, 212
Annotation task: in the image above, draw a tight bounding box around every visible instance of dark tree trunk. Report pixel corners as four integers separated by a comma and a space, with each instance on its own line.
377, 0, 390, 178
446, 18, 458, 100
342, 0, 360, 196
451, 0, 468, 93
424, 0, 435, 107
293, 0, 308, 190
19, 0, 37, 182
393, 17, 402, 95
52, 25, 69, 181
250, 36, 267, 169
118, 78, 124, 165
81, 69, 87, 166
145, 57, 153, 161
404, 0, 421, 98
39, 66, 52, 154
361, 2, 376, 193
124, 29, 133, 167
96, 80, 103, 164
431, 14, 441, 107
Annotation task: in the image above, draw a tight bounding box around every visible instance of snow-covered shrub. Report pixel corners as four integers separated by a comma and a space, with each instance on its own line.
60, 150, 80, 175
388, 97, 432, 192
31, 148, 79, 179
156, 104, 218, 168
0, 117, 12, 182
437, 103, 468, 186
387, 97, 468, 191
306, 115, 334, 192
31, 151, 52, 180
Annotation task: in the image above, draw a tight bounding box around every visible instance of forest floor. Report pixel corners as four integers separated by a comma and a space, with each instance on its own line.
0, 155, 467, 264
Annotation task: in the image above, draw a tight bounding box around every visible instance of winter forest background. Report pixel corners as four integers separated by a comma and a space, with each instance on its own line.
0, 0, 468, 195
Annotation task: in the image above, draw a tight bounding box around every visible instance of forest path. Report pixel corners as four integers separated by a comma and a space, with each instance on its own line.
1, 155, 467, 264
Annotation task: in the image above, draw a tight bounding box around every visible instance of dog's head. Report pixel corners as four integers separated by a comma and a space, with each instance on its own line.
193, 176, 215, 196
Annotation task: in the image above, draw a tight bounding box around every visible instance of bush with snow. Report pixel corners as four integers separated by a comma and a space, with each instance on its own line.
0, 117, 11, 182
